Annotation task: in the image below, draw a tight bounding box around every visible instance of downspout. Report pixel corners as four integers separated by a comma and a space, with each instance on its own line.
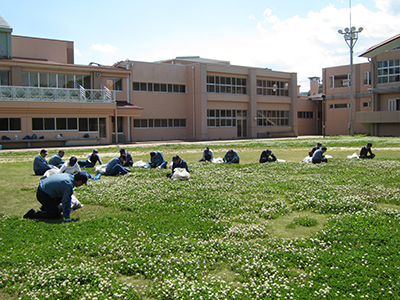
368, 57, 375, 135
192, 66, 195, 140
126, 76, 130, 142
115, 108, 118, 144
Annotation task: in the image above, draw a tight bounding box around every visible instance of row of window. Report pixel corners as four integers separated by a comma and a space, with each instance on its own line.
329, 103, 350, 109
22, 72, 92, 89
257, 110, 290, 126
206, 76, 247, 95
328, 72, 372, 88
133, 119, 186, 128
257, 80, 289, 97
298, 111, 314, 119
378, 59, 400, 84
133, 82, 186, 93
207, 109, 247, 127
32, 117, 106, 135
0, 118, 21, 131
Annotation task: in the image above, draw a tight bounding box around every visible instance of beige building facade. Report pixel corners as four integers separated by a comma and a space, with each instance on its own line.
0, 15, 300, 149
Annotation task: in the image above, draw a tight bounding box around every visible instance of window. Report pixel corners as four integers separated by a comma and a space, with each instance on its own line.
0, 118, 21, 131
329, 75, 350, 88
207, 76, 247, 95
298, 111, 314, 119
134, 118, 186, 128
329, 103, 350, 109
107, 78, 123, 91
378, 59, 400, 84
133, 82, 186, 93
363, 102, 371, 108
0, 70, 10, 85
363, 72, 371, 85
79, 118, 99, 132
22, 72, 91, 89
32, 118, 78, 131
207, 110, 246, 127
256, 80, 289, 96
388, 99, 400, 111
256, 110, 289, 126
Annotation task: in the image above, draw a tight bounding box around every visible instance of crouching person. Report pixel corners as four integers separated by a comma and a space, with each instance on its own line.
312, 146, 328, 164
105, 154, 131, 176
23, 172, 88, 222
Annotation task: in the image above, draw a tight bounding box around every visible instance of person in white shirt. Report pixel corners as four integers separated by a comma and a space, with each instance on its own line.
59, 157, 81, 174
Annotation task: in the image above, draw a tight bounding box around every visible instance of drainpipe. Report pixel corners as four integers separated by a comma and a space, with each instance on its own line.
192, 66, 195, 140
115, 108, 118, 144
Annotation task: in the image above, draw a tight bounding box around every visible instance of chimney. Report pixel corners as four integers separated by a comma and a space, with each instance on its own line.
308, 77, 320, 95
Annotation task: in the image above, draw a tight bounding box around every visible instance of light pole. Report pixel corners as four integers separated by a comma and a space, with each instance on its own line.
338, 26, 363, 136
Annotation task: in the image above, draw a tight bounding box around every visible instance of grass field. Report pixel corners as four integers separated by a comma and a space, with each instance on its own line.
1, 136, 400, 299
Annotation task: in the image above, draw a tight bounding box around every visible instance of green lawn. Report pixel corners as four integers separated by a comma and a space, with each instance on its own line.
1, 136, 400, 299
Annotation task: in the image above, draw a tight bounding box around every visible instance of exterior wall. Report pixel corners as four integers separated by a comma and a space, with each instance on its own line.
12, 35, 74, 64
322, 63, 372, 135
297, 96, 321, 136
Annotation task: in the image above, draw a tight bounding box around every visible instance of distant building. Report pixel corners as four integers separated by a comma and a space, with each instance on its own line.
357, 34, 400, 137
0, 15, 301, 148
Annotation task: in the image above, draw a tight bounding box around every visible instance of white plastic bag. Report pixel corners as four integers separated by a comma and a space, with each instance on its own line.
347, 153, 359, 159
212, 157, 224, 164
95, 164, 107, 175
171, 168, 190, 181
132, 160, 147, 168
58, 195, 83, 211
40, 167, 60, 180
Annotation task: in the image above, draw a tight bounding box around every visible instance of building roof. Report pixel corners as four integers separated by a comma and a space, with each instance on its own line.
359, 34, 400, 58
0, 15, 12, 31
158, 56, 231, 65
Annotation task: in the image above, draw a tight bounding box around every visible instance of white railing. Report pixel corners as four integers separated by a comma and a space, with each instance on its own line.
0, 86, 115, 103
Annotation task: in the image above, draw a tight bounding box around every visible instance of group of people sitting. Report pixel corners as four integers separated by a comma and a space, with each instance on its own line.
308, 142, 375, 164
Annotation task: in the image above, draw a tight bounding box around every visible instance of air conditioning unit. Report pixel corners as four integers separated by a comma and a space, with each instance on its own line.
342, 79, 350, 87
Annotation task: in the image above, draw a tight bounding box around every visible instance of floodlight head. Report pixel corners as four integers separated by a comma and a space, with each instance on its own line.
359, 27, 363, 32
345, 27, 350, 33
351, 26, 356, 31
338, 29, 343, 34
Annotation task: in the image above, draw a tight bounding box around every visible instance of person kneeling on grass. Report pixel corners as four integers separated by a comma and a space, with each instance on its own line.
144, 151, 168, 169
167, 155, 190, 178
199, 147, 214, 162
359, 142, 375, 159
23, 172, 88, 222
105, 154, 131, 176
223, 149, 240, 164
312, 146, 328, 164
259, 149, 277, 163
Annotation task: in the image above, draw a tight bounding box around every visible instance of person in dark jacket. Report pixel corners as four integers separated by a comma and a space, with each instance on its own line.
78, 149, 102, 168
48, 150, 65, 168
105, 154, 130, 176
120, 148, 133, 166
199, 147, 214, 162
223, 150, 240, 164
312, 146, 328, 164
167, 155, 190, 178
359, 142, 375, 159
259, 149, 277, 163
23, 172, 88, 222
309, 142, 322, 157
144, 151, 168, 169
33, 149, 54, 175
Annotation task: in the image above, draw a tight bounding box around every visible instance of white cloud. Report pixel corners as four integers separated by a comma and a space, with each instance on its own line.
90, 44, 119, 54
374, 0, 400, 15
249, 15, 255, 20
74, 48, 82, 57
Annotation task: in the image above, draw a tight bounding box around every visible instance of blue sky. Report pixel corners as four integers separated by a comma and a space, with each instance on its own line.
2, 0, 400, 92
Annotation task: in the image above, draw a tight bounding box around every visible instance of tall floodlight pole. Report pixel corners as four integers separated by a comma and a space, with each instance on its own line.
338, 0, 363, 136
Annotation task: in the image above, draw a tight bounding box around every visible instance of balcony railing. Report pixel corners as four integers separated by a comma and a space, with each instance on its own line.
0, 85, 115, 103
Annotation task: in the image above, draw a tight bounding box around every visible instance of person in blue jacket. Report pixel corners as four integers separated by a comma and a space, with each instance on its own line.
223, 149, 240, 164
312, 146, 328, 164
48, 150, 65, 168
259, 149, 277, 163
105, 154, 130, 176
78, 149, 102, 168
33, 149, 54, 175
144, 151, 168, 169
23, 172, 88, 222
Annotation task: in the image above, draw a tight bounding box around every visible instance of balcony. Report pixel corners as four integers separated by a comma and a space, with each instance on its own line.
0, 85, 115, 103
356, 110, 400, 124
